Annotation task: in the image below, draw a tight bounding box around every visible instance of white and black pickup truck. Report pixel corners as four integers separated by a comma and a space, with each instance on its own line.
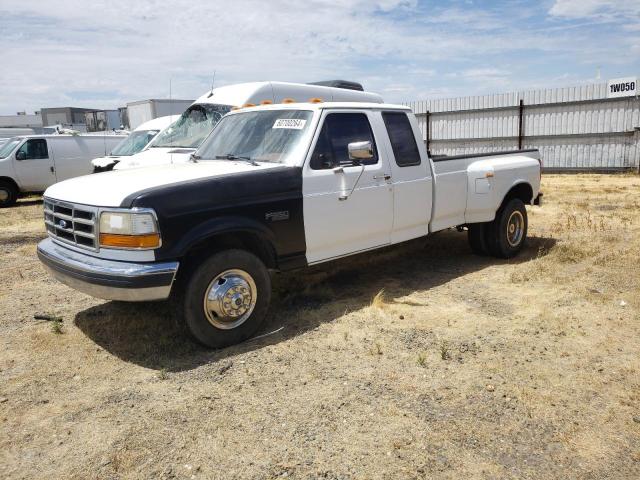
37, 102, 542, 348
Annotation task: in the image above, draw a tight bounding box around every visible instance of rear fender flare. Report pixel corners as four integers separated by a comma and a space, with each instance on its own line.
499, 180, 534, 207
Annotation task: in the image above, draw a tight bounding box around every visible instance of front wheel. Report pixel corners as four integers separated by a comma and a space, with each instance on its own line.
183, 249, 271, 348
0, 180, 18, 208
485, 198, 528, 258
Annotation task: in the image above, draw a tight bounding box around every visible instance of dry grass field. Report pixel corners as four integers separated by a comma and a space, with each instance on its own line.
0, 174, 639, 479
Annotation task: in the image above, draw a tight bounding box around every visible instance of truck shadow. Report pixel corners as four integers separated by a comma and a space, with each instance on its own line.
74, 230, 556, 372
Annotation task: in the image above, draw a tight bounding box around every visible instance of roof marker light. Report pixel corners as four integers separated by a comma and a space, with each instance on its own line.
243, 103, 256, 108
309, 97, 323, 103
282, 98, 296, 104
231, 106, 241, 111
260, 100, 273, 105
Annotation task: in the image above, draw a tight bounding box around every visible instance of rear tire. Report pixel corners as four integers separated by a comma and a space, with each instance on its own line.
485, 198, 528, 258
0, 180, 18, 208
468, 223, 489, 255
183, 249, 271, 349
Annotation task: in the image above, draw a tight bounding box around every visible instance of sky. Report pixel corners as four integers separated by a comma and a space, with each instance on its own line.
0, 0, 638, 114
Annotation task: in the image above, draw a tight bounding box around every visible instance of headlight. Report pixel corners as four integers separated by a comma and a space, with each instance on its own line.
99, 210, 160, 249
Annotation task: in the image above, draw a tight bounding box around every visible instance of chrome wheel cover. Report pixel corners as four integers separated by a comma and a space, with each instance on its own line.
0, 188, 9, 202
506, 210, 524, 247
203, 269, 257, 329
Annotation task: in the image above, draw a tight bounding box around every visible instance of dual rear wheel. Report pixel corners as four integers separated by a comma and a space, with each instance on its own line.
468, 198, 528, 258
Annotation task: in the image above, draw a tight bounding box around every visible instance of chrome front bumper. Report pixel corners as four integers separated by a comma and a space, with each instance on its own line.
37, 238, 179, 302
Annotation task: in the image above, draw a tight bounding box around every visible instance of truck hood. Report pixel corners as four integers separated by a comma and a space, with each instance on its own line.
113, 147, 195, 170
44, 161, 281, 207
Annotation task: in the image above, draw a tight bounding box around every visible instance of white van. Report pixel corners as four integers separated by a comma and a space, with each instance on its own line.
113, 80, 383, 170
91, 116, 177, 172
0, 133, 126, 207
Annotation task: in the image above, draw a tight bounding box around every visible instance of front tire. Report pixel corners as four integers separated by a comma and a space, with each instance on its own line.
0, 180, 18, 208
485, 198, 528, 258
183, 249, 271, 349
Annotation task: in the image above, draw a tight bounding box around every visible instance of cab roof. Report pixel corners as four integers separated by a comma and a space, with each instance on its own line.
227, 101, 411, 115
194, 81, 384, 106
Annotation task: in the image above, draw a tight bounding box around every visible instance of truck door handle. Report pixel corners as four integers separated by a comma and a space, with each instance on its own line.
50, 166, 55, 173
374, 174, 391, 180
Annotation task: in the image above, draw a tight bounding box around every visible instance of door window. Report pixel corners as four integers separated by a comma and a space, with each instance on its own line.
310, 113, 378, 169
382, 112, 421, 167
17, 139, 48, 159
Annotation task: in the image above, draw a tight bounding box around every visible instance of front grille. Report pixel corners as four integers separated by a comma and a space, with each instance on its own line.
44, 198, 99, 251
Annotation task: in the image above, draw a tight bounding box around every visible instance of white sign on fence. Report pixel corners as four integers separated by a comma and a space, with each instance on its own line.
607, 77, 637, 98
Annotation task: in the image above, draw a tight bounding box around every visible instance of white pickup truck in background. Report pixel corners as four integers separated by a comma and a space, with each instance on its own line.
91, 116, 177, 172
38, 101, 542, 348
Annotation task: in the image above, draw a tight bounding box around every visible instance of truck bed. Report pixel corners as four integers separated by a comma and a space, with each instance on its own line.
428, 149, 541, 232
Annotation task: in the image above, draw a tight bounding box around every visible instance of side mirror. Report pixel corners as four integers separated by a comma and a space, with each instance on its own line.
347, 141, 373, 165
15, 151, 26, 161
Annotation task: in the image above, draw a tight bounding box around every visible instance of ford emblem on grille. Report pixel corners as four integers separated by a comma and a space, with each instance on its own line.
58, 219, 68, 229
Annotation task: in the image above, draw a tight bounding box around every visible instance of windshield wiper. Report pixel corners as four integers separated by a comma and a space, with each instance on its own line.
215, 154, 259, 166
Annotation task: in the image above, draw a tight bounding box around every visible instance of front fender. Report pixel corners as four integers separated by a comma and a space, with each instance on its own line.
171, 215, 278, 258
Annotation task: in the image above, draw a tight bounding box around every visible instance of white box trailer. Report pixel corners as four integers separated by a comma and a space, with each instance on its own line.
0, 133, 127, 206
126, 99, 194, 130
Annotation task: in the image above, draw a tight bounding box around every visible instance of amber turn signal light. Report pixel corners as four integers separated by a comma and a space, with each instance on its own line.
99, 233, 160, 249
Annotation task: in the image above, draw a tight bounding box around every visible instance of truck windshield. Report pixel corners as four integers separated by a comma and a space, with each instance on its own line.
110, 130, 160, 156
0, 138, 21, 159
151, 104, 231, 149
197, 110, 313, 164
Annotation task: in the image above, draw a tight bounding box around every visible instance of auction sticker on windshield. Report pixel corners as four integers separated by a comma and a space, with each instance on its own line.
273, 119, 306, 129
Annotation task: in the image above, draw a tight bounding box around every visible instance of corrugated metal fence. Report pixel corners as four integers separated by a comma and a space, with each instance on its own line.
404, 82, 640, 171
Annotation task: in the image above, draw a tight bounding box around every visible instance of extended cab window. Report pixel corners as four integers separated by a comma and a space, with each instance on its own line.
17, 139, 48, 160
310, 113, 378, 169
382, 112, 421, 167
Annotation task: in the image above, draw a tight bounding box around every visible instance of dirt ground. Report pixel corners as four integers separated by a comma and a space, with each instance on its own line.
0, 174, 639, 479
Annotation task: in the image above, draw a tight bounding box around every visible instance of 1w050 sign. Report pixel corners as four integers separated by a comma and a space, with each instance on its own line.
607, 77, 637, 98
